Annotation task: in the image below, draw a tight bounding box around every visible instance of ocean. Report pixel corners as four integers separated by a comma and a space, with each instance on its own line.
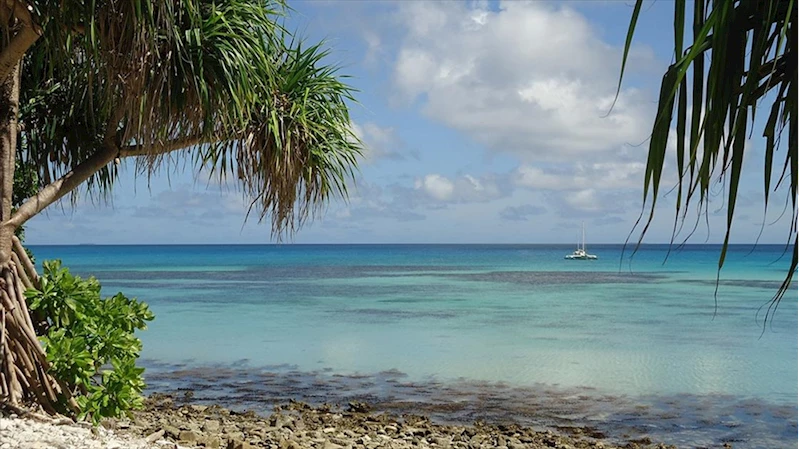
28, 244, 797, 448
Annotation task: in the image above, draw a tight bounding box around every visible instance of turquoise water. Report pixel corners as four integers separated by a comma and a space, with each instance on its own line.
29, 244, 797, 447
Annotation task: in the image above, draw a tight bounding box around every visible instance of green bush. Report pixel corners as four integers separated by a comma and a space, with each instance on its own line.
25, 260, 154, 423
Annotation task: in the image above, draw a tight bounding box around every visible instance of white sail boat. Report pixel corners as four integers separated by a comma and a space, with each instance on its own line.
564, 222, 597, 260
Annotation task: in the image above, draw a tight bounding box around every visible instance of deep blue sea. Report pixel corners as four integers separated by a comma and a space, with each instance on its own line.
28, 244, 797, 448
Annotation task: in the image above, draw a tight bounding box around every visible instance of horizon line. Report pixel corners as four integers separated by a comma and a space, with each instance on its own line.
24, 242, 791, 247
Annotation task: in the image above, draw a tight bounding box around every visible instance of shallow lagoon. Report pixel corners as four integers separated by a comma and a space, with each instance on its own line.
30, 244, 798, 448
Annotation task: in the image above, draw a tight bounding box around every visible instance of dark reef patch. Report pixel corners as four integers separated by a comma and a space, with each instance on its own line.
141, 361, 797, 449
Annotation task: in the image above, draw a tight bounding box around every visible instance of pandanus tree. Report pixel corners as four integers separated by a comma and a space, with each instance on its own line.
621, 0, 796, 312
0, 0, 361, 414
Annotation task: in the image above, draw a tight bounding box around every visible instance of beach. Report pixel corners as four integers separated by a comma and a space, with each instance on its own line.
3, 0, 794, 446
25, 244, 798, 448
2, 394, 679, 449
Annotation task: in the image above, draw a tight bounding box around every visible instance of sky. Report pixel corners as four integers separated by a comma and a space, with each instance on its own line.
26, 0, 794, 245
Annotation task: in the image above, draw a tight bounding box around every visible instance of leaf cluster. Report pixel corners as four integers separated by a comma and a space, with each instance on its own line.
18, 0, 362, 236
13, 158, 39, 245
620, 0, 796, 311
26, 260, 154, 423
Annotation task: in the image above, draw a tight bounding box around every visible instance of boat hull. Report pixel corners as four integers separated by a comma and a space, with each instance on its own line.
564, 254, 598, 260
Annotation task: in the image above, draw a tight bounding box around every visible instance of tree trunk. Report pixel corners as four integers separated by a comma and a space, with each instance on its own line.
0, 54, 20, 263
0, 21, 76, 416
0, 238, 77, 414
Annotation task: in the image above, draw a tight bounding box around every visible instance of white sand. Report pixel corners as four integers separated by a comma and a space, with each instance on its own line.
0, 416, 184, 449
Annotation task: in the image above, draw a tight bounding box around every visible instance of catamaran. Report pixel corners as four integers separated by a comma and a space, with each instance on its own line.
564, 222, 597, 260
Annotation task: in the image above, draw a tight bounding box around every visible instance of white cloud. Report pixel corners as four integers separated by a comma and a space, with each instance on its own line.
362, 123, 395, 152
415, 174, 454, 201
131, 188, 247, 221
413, 173, 508, 204
514, 161, 645, 191
499, 204, 546, 221
564, 189, 601, 212
362, 30, 383, 67
514, 166, 571, 190
329, 180, 427, 223
392, 1, 657, 162
352, 121, 412, 161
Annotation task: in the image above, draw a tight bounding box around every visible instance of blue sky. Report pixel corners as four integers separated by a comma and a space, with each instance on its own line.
27, 0, 793, 245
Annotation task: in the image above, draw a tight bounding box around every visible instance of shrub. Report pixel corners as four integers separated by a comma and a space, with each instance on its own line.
25, 260, 154, 423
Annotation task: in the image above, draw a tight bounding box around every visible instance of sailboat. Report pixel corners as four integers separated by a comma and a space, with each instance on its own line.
564, 222, 597, 260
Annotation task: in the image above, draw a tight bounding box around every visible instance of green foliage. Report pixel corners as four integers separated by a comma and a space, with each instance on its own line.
26, 260, 154, 423
619, 0, 796, 312
13, 158, 39, 249
13, 158, 39, 209
18, 0, 362, 236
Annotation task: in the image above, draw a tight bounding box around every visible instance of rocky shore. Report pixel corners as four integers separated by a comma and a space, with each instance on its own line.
1, 394, 684, 449
108, 394, 675, 449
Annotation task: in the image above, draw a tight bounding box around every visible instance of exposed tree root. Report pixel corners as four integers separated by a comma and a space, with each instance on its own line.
0, 237, 77, 416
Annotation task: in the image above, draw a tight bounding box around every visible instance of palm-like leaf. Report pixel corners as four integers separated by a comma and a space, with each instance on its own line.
17, 0, 361, 235
200, 37, 361, 235
620, 0, 796, 317
2, 0, 365, 416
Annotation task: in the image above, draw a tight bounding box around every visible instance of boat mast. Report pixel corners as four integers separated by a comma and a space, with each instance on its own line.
581, 221, 586, 252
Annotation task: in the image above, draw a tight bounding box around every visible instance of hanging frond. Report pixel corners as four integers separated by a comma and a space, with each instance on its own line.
619, 0, 796, 315
199, 36, 362, 237
15, 0, 362, 236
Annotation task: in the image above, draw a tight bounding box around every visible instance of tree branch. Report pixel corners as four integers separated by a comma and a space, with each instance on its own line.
118, 135, 206, 158
7, 144, 117, 229
0, 0, 42, 84
7, 135, 208, 228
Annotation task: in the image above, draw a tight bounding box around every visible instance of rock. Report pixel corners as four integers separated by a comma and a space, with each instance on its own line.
347, 402, 371, 413
278, 439, 300, 449
203, 420, 221, 433
190, 405, 209, 413
164, 425, 182, 439
270, 414, 295, 430
260, 425, 280, 434
223, 424, 240, 434
228, 438, 254, 449
22, 395, 677, 449
432, 436, 451, 446
203, 435, 223, 448
146, 429, 166, 442
227, 431, 245, 441
405, 427, 429, 437
330, 436, 350, 446
179, 429, 199, 442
